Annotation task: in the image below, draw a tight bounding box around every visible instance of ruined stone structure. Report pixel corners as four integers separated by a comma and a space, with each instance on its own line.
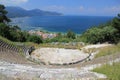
0, 39, 32, 57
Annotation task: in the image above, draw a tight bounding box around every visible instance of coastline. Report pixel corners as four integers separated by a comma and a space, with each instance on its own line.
28, 29, 81, 36
10, 16, 114, 34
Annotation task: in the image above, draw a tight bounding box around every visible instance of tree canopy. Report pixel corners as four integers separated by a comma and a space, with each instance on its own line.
0, 4, 10, 23
66, 30, 76, 39
80, 14, 120, 44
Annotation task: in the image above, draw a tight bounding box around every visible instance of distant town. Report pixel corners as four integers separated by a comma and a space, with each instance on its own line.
28, 30, 57, 39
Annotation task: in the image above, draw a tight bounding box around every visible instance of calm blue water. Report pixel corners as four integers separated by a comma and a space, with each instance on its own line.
10, 16, 114, 34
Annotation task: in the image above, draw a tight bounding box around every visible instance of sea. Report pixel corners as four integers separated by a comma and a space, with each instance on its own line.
10, 16, 114, 34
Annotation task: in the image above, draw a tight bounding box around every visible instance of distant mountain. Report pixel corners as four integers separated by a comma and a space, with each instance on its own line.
6, 6, 62, 18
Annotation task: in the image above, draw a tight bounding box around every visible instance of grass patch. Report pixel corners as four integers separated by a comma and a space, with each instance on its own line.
93, 62, 120, 80
95, 43, 120, 58
0, 36, 38, 47
0, 36, 16, 46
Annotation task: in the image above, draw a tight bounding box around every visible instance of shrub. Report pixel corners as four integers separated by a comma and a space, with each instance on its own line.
27, 35, 43, 44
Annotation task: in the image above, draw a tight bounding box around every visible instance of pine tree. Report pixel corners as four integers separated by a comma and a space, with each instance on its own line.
0, 4, 10, 23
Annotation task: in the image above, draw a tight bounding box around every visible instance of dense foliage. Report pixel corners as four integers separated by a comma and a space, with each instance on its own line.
0, 4, 43, 44
28, 35, 43, 44
0, 5, 10, 23
66, 30, 76, 39
80, 14, 120, 44
44, 30, 76, 43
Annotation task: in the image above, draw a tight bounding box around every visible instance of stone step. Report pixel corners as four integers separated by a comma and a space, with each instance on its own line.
3, 43, 8, 48
0, 40, 3, 45
0, 41, 5, 47
0, 39, 29, 56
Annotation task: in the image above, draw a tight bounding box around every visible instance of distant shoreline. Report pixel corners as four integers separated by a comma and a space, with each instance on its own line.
10, 16, 114, 34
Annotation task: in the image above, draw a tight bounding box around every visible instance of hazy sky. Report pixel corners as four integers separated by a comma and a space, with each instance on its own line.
0, 0, 120, 16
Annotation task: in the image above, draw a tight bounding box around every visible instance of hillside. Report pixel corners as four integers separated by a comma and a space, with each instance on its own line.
0, 4, 120, 80
6, 6, 62, 18
0, 36, 32, 64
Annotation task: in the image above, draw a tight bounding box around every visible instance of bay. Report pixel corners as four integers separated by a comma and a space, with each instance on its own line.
10, 16, 114, 34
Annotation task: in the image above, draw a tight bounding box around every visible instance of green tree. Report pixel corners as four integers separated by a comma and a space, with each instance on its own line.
0, 4, 10, 23
11, 25, 21, 31
0, 4, 11, 39
9, 29, 21, 41
0, 23, 10, 38
112, 14, 120, 31
20, 31, 30, 42
57, 32, 62, 38
28, 35, 43, 44
66, 30, 76, 39
80, 25, 118, 44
